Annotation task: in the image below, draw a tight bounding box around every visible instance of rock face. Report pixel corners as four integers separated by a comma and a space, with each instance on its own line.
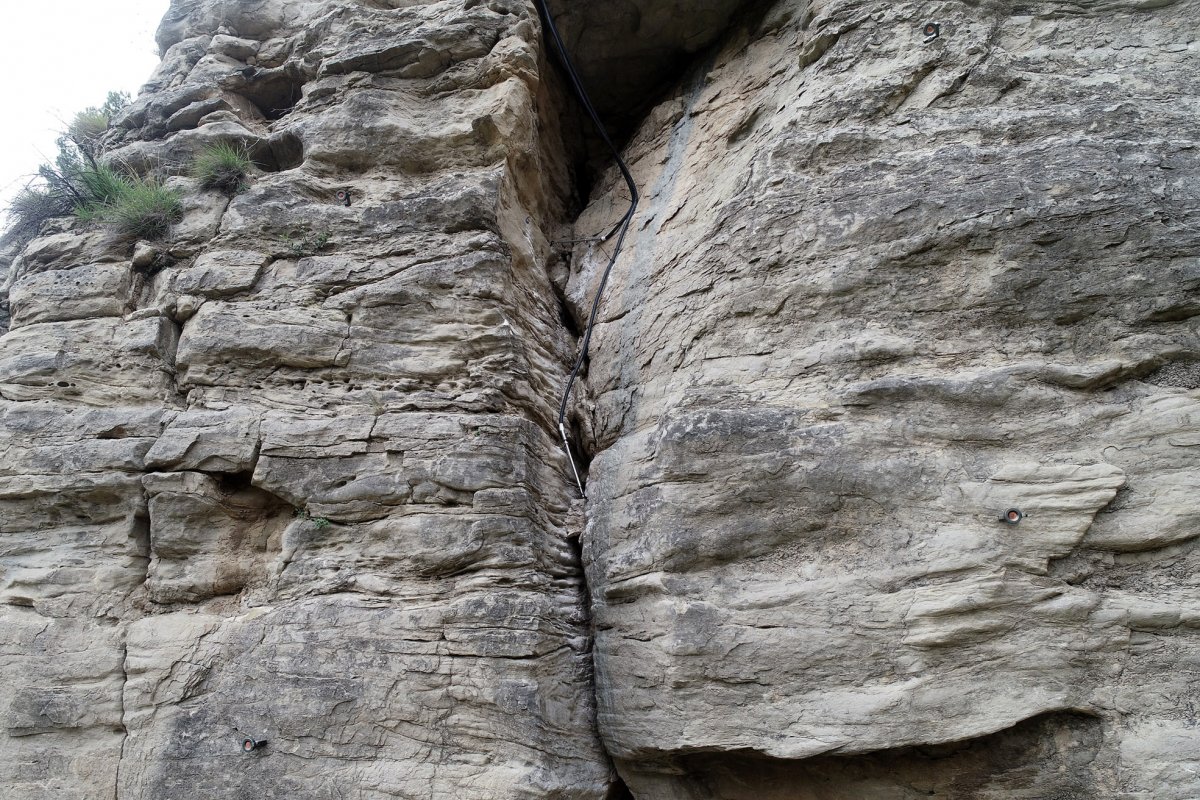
0, 0, 1198, 799
569, 0, 1200, 797
0, 1, 606, 798
541, 0, 753, 126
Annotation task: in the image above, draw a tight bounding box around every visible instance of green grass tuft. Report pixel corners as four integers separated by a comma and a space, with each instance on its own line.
78, 163, 133, 208
68, 110, 110, 152
96, 179, 183, 240
191, 142, 254, 194
8, 165, 180, 241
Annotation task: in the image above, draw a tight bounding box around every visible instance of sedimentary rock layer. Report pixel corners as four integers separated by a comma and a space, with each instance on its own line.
567, 0, 1200, 797
1, 1, 609, 797
0, 0, 1197, 798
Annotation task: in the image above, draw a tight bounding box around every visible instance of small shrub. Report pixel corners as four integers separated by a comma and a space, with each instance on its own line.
278, 229, 331, 257
96, 179, 183, 240
100, 91, 132, 119
67, 110, 110, 155
192, 142, 253, 194
3, 90, 134, 242
293, 508, 332, 529
6, 186, 68, 238
61, 92, 129, 163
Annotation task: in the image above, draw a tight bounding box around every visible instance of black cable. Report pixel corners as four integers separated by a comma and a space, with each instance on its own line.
533, 0, 640, 497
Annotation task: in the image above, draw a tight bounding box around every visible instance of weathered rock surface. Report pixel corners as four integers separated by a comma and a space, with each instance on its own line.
1, 1, 608, 798
541, 0, 753, 125
567, 0, 1200, 797
0, 0, 1197, 798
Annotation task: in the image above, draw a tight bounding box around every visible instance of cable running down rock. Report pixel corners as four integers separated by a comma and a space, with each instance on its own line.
534, 0, 641, 497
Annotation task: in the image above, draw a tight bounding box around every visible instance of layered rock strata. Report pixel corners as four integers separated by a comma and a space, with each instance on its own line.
568, 0, 1200, 797
1, 1, 609, 797
0, 0, 1197, 798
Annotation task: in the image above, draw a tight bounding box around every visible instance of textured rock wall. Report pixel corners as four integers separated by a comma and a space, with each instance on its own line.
0, 1, 608, 797
0, 0, 1198, 798
567, 0, 1200, 797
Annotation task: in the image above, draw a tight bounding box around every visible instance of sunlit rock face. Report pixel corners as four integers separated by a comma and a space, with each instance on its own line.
0, 0, 1198, 798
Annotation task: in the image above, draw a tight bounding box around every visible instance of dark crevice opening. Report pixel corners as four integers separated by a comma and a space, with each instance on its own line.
540, 0, 780, 481
214, 470, 256, 495
230, 63, 306, 121
95, 425, 130, 440
183, 468, 290, 518
660, 711, 1104, 799
548, 0, 780, 207
554, 274, 584, 338
567, 527, 592, 628
253, 131, 305, 173
605, 776, 635, 800
569, 402, 596, 475
542, 0, 768, 137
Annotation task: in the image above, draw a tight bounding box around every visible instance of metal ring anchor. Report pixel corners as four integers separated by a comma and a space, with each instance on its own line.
1000, 508, 1024, 525
242, 737, 266, 753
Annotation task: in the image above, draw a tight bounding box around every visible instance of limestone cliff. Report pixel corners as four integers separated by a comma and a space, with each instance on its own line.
0, 1, 1198, 799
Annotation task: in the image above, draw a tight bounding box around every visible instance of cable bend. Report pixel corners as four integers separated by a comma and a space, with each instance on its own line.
533, 0, 641, 497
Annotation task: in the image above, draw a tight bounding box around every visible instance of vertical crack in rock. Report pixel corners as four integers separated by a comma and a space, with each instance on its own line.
566, 0, 1200, 797
537, 0, 641, 499
3, 0, 1200, 798
113, 637, 131, 800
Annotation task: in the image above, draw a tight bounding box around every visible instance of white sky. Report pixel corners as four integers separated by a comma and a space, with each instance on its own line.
0, 1, 168, 212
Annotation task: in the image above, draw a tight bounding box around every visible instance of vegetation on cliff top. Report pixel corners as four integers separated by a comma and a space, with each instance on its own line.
2, 92, 254, 243
4, 92, 140, 238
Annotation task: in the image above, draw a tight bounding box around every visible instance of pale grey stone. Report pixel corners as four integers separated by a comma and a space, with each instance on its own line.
167, 249, 269, 298
2, 0, 1197, 797
145, 408, 260, 472
569, 1, 1200, 796
8, 263, 130, 327
209, 33, 260, 62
